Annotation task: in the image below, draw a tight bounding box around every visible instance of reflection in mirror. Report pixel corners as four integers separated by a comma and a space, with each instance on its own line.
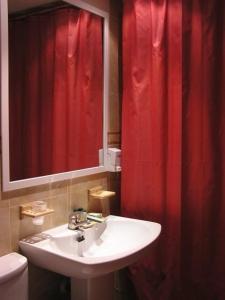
8, 0, 104, 181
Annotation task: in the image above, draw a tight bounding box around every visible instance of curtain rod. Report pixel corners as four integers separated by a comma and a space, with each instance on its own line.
9, 1, 77, 21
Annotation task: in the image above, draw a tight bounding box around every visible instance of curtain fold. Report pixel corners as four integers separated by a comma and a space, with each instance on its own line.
9, 7, 103, 180
181, 0, 225, 298
122, 0, 225, 299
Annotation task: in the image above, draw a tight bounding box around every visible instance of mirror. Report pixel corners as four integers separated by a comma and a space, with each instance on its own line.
1, 0, 109, 191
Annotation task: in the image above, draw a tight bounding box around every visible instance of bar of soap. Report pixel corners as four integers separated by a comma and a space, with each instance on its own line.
87, 215, 105, 223
88, 212, 103, 218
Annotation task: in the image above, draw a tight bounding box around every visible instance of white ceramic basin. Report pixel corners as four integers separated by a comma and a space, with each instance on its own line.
19, 215, 161, 279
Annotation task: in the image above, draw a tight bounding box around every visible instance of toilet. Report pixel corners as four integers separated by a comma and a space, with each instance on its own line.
0, 252, 28, 300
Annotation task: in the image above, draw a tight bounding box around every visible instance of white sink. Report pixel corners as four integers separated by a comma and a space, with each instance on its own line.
19, 215, 161, 279
19, 215, 161, 300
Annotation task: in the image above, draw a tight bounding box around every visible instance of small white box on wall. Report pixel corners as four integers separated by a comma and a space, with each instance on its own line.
106, 148, 121, 172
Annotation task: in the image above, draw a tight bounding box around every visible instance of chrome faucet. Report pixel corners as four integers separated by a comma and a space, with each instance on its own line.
68, 208, 103, 233
74, 228, 85, 242
68, 209, 87, 230
68, 210, 86, 242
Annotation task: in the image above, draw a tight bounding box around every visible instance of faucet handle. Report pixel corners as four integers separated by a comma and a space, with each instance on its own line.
68, 209, 87, 230
68, 215, 77, 230
74, 209, 87, 223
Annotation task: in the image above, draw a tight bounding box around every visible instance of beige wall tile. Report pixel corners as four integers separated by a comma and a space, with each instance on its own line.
0, 200, 11, 255
107, 173, 121, 215
109, 0, 122, 134
49, 180, 68, 197
69, 173, 108, 212
49, 194, 69, 227
10, 204, 52, 251
2, 184, 51, 210
2, 183, 50, 201
69, 188, 89, 212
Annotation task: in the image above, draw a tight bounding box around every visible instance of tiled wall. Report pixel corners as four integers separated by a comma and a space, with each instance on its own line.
0, 173, 112, 255
0, 0, 122, 257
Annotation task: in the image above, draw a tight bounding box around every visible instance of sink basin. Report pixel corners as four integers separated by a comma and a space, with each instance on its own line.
19, 215, 161, 279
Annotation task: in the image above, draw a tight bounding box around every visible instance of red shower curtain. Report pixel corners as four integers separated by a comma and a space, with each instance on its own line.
122, 0, 225, 299
9, 7, 103, 180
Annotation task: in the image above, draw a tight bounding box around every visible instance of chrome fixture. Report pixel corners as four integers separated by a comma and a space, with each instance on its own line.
74, 228, 85, 243
68, 209, 87, 230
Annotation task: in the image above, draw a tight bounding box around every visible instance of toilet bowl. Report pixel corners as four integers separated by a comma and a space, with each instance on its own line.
0, 252, 28, 300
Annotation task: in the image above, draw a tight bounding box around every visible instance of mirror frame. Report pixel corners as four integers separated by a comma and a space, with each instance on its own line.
0, 0, 109, 191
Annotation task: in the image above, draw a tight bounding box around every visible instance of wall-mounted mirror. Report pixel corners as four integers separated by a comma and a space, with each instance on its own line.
1, 0, 109, 191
